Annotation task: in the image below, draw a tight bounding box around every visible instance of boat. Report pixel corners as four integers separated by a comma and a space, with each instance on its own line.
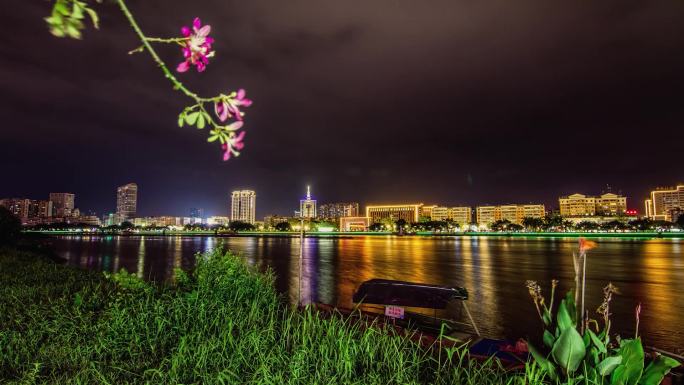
315, 279, 529, 367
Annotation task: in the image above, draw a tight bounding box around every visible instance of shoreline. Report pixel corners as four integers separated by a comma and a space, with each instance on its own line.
23, 230, 684, 239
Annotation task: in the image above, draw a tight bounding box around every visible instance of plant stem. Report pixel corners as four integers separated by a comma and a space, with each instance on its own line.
115, 0, 212, 103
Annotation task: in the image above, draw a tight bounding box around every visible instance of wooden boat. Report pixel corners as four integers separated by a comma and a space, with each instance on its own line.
313, 279, 529, 368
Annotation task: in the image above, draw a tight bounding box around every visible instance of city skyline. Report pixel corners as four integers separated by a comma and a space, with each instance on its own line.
3, 2, 684, 218
3, 182, 682, 220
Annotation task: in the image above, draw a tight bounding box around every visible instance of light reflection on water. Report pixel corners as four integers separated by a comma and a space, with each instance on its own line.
48, 235, 684, 352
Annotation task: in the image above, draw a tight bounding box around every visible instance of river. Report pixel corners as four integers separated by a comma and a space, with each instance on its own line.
48, 235, 684, 352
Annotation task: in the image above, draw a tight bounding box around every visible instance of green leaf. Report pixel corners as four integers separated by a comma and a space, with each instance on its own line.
54, 1, 70, 15
196, 113, 206, 129
598, 356, 622, 376
588, 329, 607, 354
65, 23, 82, 39
85, 7, 100, 29
185, 112, 199, 125
543, 329, 555, 349
611, 339, 644, 385
638, 354, 681, 385
551, 326, 586, 373
72, 3, 84, 19
557, 299, 575, 332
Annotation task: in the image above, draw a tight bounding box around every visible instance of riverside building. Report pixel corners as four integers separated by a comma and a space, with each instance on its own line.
366, 204, 422, 223
430, 206, 472, 226
116, 183, 138, 221
231, 190, 256, 224
299, 186, 317, 218
559, 192, 627, 217
645, 185, 684, 221
49, 192, 75, 217
318, 202, 359, 220
476, 204, 545, 227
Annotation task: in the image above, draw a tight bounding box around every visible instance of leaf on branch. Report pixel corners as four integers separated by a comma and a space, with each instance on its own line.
185, 112, 200, 125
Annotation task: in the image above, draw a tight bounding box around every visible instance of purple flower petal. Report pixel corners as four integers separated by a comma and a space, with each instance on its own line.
193, 18, 202, 30
181, 26, 191, 37
177, 61, 190, 73
197, 25, 211, 37
237, 89, 246, 100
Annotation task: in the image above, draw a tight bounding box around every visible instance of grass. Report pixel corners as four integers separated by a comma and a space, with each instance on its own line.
0, 247, 545, 384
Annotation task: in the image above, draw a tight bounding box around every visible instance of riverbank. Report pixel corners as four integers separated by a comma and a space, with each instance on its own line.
0, 247, 537, 384
23, 229, 684, 239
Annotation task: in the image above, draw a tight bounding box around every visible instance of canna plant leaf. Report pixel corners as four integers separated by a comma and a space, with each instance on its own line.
543, 329, 555, 349
588, 329, 607, 354
598, 356, 622, 376
551, 326, 586, 373
611, 339, 644, 385
638, 354, 680, 385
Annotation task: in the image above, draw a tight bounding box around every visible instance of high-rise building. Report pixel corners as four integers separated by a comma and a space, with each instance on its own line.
299, 186, 317, 218
318, 202, 359, 220
366, 204, 422, 223
231, 190, 256, 224
190, 207, 204, 218
116, 183, 138, 221
49, 192, 75, 217
559, 192, 627, 217
28, 200, 53, 218
645, 185, 684, 221
0, 198, 31, 220
476, 204, 545, 226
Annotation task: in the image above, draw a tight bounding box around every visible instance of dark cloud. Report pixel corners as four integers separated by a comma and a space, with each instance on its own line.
1, 0, 683, 217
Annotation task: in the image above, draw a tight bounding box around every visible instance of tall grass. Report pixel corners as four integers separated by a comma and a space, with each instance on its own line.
0, 247, 544, 384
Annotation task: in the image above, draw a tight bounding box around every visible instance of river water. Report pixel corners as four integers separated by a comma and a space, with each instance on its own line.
48, 235, 684, 352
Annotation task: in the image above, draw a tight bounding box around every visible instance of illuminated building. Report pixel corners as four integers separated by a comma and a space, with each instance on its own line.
476, 204, 545, 226
318, 202, 359, 220
116, 183, 138, 221
645, 185, 684, 221
595, 193, 627, 216
339, 216, 371, 231
0, 198, 30, 219
299, 186, 317, 218
476, 206, 498, 226
419, 205, 438, 220
207, 216, 230, 226
431, 206, 472, 226
264, 215, 289, 229
49, 192, 75, 217
189, 207, 204, 219
559, 192, 627, 217
559, 194, 596, 217
366, 204, 422, 223
231, 190, 256, 224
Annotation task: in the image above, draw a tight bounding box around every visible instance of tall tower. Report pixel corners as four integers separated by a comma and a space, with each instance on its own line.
231, 190, 256, 224
299, 185, 317, 218
116, 183, 138, 222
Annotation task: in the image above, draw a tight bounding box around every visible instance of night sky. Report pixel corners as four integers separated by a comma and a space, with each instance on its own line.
2, 0, 683, 218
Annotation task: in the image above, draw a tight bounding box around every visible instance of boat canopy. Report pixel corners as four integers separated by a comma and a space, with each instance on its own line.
352, 279, 469, 309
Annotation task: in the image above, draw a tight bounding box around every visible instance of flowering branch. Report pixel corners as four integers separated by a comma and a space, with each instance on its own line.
45, 0, 252, 161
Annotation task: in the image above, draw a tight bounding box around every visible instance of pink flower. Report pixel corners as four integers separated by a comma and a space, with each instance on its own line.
221, 126, 245, 161
226, 89, 253, 120
214, 89, 253, 122
177, 18, 215, 73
